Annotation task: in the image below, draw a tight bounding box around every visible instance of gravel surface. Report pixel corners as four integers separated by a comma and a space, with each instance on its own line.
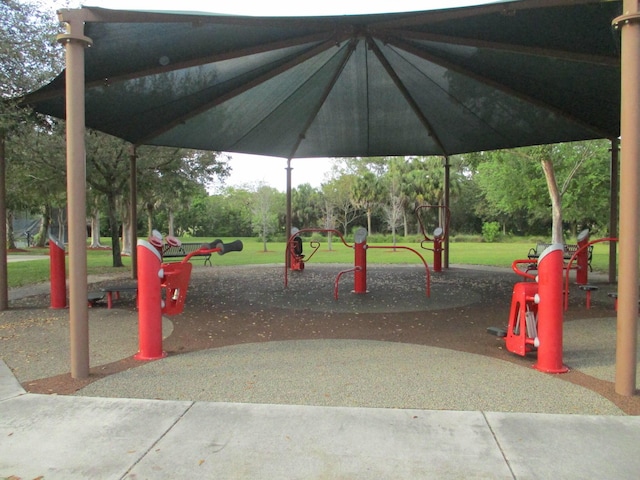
2, 263, 639, 415
77, 339, 625, 415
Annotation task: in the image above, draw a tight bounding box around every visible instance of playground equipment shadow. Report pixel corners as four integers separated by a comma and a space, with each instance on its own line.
1, 264, 640, 478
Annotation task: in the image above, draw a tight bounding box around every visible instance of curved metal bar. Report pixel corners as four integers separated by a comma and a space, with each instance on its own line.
564, 237, 618, 310
415, 204, 450, 243
182, 246, 221, 264
366, 245, 431, 297
305, 240, 321, 262
334, 266, 361, 300
512, 259, 537, 281
420, 239, 434, 251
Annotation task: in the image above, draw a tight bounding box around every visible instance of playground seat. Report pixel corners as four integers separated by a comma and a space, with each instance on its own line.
578, 284, 598, 309
100, 285, 138, 309
88, 292, 105, 307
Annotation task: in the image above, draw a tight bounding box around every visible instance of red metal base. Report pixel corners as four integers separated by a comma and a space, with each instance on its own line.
290, 255, 305, 270
505, 282, 539, 357
134, 350, 167, 361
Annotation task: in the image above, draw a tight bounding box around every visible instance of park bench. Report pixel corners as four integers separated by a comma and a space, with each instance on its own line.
526, 243, 593, 272
162, 243, 212, 266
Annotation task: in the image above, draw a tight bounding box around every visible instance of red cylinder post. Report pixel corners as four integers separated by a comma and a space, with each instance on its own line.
534, 244, 568, 373
135, 239, 167, 360
433, 227, 444, 273
49, 235, 67, 309
353, 227, 367, 294
576, 229, 590, 285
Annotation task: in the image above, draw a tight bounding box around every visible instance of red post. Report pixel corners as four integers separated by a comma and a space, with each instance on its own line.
576, 229, 590, 285
534, 244, 568, 373
433, 227, 444, 273
49, 235, 67, 309
135, 239, 167, 361
353, 227, 367, 294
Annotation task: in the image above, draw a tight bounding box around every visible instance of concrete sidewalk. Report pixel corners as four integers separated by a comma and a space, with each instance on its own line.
2, 361, 640, 479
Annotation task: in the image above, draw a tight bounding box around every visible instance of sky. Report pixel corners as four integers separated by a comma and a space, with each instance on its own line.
72, 0, 487, 190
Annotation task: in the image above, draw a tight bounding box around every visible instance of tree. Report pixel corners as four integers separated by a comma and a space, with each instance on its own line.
351, 171, 383, 235
85, 132, 130, 267
381, 159, 406, 244
322, 175, 360, 236
474, 141, 610, 240
137, 147, 230, 237
251, 184, 283, 251
2, 0, 65, 257
291, 183, 323, 229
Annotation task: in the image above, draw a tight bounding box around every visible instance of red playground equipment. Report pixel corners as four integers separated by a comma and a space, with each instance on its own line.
49, 234, 67, 309
416, 205, 450, 272
136, 236, 243, 360
488, 244, 568, 373
289, 227, 305, 271
285, 227, 431, 299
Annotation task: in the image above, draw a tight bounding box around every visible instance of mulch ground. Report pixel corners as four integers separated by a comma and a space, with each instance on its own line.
11, 263, 640, 415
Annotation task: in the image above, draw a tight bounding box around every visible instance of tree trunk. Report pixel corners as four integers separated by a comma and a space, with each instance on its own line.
366, 208, 372, 235
262, 224, 268, 252
107, 192, 124, 267
121, 220, 130, 255
6, 210, 16, 250
90, 210, 102, 248
120, 198, 131, 255
57, 208, 66, 247
146, 203, 154, 237
168, 210, 175, 237
403, 211, 408, 237
35, 205, 51, 247
540, 158, 563, 244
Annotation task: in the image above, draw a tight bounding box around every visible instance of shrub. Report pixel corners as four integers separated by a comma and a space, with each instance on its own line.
482, 222, 501, 243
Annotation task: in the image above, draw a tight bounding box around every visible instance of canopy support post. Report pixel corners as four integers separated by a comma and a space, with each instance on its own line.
286, 158, 292, 269
613, 2, 640, 396
608, 138, 619, 284
57, 11, 93, 379
130, 146, 138, 279
443, 155, 450, 269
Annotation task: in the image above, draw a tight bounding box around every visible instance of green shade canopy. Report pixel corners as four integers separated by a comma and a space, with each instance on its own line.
25, 0, 622, 158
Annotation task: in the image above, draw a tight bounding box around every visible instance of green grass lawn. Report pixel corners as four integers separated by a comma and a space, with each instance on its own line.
6, 237, 615, 289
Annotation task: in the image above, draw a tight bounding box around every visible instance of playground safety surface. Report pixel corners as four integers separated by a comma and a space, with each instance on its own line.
4, 263, 640, 479
1, 263, 639, 415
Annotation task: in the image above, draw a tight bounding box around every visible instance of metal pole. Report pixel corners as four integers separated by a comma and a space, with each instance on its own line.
286, 158, 292, 269
613, 3, 640, 396
57, 11, 92, 379
0, 134, 8, 310
130, 146, 138, 279
608, 138, 619, 284
443, 156, 450, 269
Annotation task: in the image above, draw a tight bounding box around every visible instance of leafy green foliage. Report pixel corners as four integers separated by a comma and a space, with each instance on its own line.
481, 222, 501, 242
